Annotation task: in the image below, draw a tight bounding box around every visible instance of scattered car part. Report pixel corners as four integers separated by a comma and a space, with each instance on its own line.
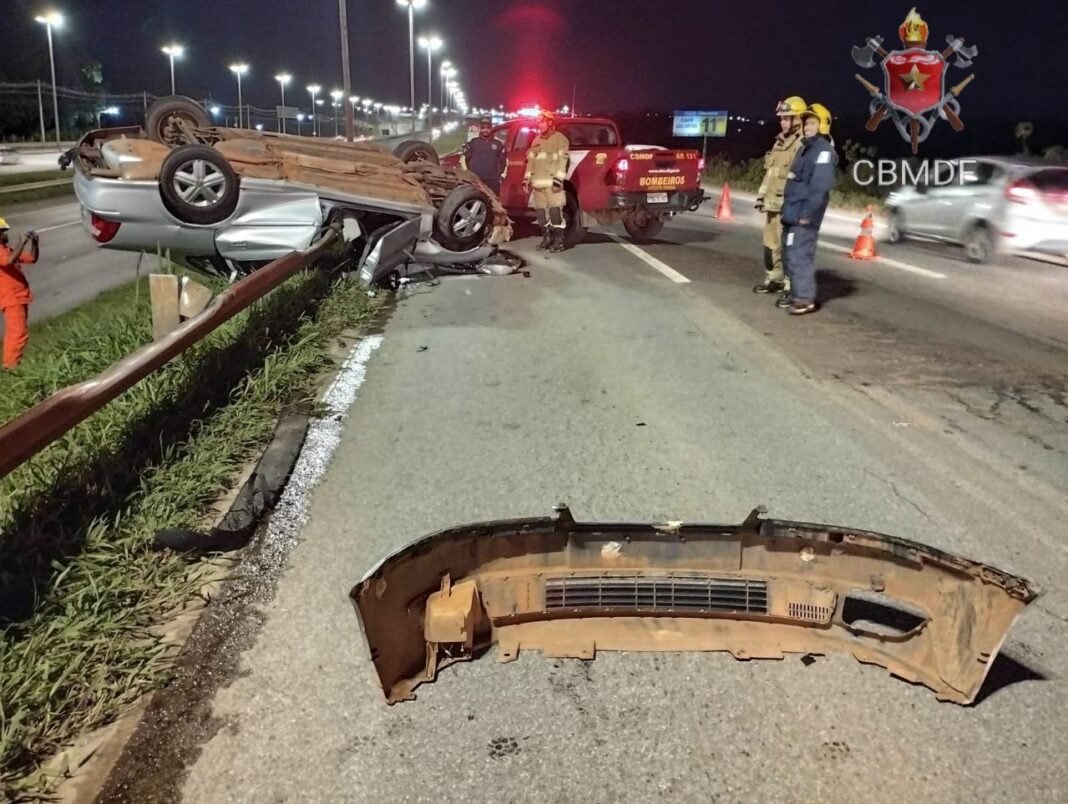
351, 506, 1040, 706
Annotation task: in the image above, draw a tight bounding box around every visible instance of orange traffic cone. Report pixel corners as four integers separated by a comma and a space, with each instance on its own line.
715, 183, 734, 220
849, 205, 877, 260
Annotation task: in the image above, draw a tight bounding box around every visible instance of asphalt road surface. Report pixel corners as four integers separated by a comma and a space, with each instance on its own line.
78, 196, 1068, 803
0, 198, 140, 338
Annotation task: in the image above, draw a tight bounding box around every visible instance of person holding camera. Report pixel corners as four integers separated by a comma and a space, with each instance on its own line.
0, 218, 41, 370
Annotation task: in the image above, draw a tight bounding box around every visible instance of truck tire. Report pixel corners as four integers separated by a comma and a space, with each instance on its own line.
394, 140, 439, 165
146, 95, 210, 146
435, 185, 492, 251
623, 214, 665, 243
159, 145, 240, 226
563, 189, 586, 248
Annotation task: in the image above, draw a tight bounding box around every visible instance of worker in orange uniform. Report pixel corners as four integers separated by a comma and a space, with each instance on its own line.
0, 218, 40, 370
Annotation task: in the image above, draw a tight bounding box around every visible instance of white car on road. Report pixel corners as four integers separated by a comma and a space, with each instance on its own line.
886, 157, 1068, 263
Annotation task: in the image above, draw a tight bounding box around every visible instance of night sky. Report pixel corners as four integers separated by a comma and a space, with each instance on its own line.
1, 0, 1066, 122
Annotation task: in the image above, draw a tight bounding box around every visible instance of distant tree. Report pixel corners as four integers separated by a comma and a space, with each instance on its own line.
81, 62, 104, 89
1043, 145, 1068, 164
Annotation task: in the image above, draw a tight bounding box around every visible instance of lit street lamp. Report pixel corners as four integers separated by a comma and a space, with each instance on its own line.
275, 73, 292, 133
418, 35, 443, 132
296, 113, 305, 136
34, 11, 63, 147
229, 63, 249, 128
306, 84, 321, 135
96, 105, 119, 129
396, 0, 426, 134
162, 44, 183, 95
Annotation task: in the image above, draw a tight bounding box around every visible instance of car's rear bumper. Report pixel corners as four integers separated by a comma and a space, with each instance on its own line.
608, 188, 707, 213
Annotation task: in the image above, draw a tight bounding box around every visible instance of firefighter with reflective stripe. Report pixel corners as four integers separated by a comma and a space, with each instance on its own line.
0, 217, 40, 369
523, 110, 570, 252
753, 96, 807, 294
778, 103, 837, 315
460, 117, 507, 195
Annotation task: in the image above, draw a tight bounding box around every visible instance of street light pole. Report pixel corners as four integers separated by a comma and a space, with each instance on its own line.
338, 0, 355, 142
275, 73, 291, 133
331, 90, 343, 138
162, 45, 183, 94
418, 36, 442, 133
307, 84, 321, 136
397, 0, 426, 135
35, 13, 63, 147
230, 63, 248, 128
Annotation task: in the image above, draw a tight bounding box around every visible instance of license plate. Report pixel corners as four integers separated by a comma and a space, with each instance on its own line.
647, 192, 669, 204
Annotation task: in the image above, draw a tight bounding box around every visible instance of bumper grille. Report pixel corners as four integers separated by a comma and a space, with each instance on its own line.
544, 575, 768, 615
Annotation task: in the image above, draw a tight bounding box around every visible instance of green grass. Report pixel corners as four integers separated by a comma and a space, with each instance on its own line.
0, 258, 377, 798
0, 171, 69, 189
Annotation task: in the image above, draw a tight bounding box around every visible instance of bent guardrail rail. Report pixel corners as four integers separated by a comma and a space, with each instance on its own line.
0, 228, 339, 480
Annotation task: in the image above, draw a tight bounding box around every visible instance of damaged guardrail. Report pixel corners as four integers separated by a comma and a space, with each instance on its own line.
0, 228, 339, 480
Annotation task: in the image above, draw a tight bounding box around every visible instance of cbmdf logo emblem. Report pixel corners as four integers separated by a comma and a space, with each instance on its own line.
852, 8, 978, 153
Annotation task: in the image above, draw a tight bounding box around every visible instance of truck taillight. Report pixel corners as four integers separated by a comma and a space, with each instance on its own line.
89, 213, 121, 243
1006, 180, 1038, 204
606, 157, 630, 186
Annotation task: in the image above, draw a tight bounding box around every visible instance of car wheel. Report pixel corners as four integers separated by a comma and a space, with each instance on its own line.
623, 213, 665, 242
563, 189, 587, 248
146, 95, 210, 146
393, 140, 440, 165
435, 185, 492, 251
964, 224, 994, 264
159, 145, 240, 226
887, 209, 906, 244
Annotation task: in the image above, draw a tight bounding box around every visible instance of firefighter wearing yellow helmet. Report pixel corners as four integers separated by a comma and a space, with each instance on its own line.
753, 96, 807, 294
778, 102, 838, 315
523, 110, 571, 252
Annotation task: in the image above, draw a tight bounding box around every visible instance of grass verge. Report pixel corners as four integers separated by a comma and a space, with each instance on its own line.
0, 171, 69, 188
0, 259, 376, 798
703, 155, 888, 211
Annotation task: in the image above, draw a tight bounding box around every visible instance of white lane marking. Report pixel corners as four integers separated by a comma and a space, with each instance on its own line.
820, 241, 947, 279
35, 220, 81, 233
259, 335, 383, 559
608, 234, 691, 284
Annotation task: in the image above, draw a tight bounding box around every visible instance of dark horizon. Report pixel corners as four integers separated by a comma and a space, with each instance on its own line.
1, 0, 1066, 143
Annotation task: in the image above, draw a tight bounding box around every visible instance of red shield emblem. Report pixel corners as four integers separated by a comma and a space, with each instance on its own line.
883, 48, 947, 117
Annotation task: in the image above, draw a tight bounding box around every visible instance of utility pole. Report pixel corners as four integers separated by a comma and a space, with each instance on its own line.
37, 80, 47, 143
339, 0, 355, 141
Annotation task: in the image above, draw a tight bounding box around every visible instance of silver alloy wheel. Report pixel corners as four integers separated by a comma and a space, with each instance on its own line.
172, 159, 229, 207
451, 199, 488, 238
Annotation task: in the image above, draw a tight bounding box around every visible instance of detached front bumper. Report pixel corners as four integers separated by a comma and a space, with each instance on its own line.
351, 506, 1040, 705
609, 188, 707, 214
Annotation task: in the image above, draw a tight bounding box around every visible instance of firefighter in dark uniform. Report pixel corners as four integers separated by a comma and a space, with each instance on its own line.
778, 103, 837, 315
460, 117, 507, 195
523, 110, 570, 252
754, 96, 807, 295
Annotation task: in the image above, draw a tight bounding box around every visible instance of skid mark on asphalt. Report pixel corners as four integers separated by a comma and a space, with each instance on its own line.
608, 233, 691, 283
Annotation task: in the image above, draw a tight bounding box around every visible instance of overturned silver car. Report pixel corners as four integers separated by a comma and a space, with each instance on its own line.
66, 96, 513, 286
351, 506, 1040, 705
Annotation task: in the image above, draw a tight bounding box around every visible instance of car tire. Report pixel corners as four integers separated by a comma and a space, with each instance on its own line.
887, 209, 906, 244
146, 95, 211, 146
964, 224, 994, 264
435, 185, 492, 251
159, 145, 240, 226
623, 213, 665, 242
393, 140, 440, 165
563, 189, 587, 248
